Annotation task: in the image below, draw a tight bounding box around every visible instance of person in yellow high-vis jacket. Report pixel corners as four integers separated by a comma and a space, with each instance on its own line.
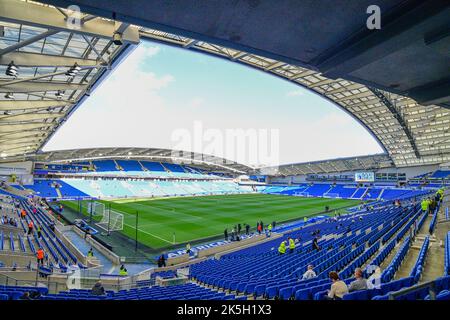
288, 237, 295, 253
421, 198, 429, 212
278, 241, 286, 255
119, 264, 128, 276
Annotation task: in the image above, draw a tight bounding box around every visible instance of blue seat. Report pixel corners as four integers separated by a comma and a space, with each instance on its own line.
437, 290, 450, 301
295, 288, 310, 300
279, 287, 293, 300
313, 290, 328, 300
265, 286, 278, 299
343, 290, 369, 300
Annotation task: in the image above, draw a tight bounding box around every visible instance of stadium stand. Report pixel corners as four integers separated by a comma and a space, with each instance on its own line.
0, 188, 447, 301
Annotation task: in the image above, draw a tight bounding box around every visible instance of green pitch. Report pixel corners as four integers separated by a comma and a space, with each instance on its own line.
62, 194, 358, 249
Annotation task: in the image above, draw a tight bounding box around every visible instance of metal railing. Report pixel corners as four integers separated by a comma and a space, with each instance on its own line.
388, 279, 437, 300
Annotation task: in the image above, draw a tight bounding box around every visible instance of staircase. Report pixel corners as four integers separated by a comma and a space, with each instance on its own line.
0, 183, 32, 198
160, 162, 171, 173
419, 202, 448, 282
377, 188, 385, 201
113, 159, 123, 171
361, 188, 370, 200
138, 161, 149, 172
349, 188, 360, 199
55, 187, 62, 198
392, 200, 448, 283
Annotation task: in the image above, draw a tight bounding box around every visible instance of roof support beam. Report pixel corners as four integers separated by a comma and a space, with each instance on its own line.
183, 39, 198, 48
264, 61, 285, 72
0, 0, 140, 43
81, 34, 107, 63
0, 123, 52, 133
0, 80, 87, 93
0, 30, 58, 56
0, 51, 99, 67
369, 88, 420, 158
0, 68, 98, 87
0, 113, 63, 121
0, 100, 72, 111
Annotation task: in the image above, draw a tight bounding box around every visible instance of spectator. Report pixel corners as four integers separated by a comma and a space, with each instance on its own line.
36, 247, 45, 266
119, 264, 128, 276
37, 226, 42, 239
268, 223, 273, 236
312, 237, 320, 251
157, 254, 166, 268
237, 223, 242, 235
326, 271, 348, 300
224, 228, 228, 241
288, 237, 295, 253
91, 281, 105, 296
257, 223, 262, 235
302, 265, 317, 280
87, 248, 94, 257
19, 292, 31, 300
278, 241, 286, 255
27, 220, 34, 235
29, 291, 41, 300
186, 243, 191, 254
245, 224, 250, 235
348, 268, 368, 292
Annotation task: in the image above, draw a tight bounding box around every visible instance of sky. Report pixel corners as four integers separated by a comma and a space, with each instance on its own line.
43, 41, 383, 167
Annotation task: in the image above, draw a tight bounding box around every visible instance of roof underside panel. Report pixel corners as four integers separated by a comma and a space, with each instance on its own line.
0, 0, 138, 159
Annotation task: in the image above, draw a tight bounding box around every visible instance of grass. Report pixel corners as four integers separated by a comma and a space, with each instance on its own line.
61, 194, 358, 249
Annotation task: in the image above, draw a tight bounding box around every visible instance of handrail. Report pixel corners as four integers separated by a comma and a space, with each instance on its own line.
388, 279, 437, 300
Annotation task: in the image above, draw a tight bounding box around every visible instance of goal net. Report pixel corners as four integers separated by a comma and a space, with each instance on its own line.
84, 201, 105, 217
324, 193, 340, 198
96, 209, 124, 233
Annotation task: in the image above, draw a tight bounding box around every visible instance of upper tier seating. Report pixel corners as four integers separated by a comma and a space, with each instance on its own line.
429, 170, 450, 179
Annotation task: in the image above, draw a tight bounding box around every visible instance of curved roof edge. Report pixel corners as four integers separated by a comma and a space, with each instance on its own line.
30, 147, 254, 174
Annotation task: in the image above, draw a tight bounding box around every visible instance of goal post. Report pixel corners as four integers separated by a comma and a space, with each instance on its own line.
84, 201, 105, 217
96, 208, 124, 233
323, 193, 340, 198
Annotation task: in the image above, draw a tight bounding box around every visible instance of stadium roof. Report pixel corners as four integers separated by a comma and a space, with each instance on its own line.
0, 0, 139, 160
30, 147, 253, 174
1, 0, 450, 171
259, 154, 394, 177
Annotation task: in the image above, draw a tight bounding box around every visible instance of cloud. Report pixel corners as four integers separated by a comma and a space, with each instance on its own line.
43, 43, 383, 166
43, 43, 175, 151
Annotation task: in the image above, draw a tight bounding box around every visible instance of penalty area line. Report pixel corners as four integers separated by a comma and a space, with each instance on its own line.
123, 222, 174, 244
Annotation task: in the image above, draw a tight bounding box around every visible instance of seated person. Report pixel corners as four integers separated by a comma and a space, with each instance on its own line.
91, 281, 105, 296
19, 292, 31, 300
302, 265, 317, 280
327, 271, 348, 300
348, 268, 368, 292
